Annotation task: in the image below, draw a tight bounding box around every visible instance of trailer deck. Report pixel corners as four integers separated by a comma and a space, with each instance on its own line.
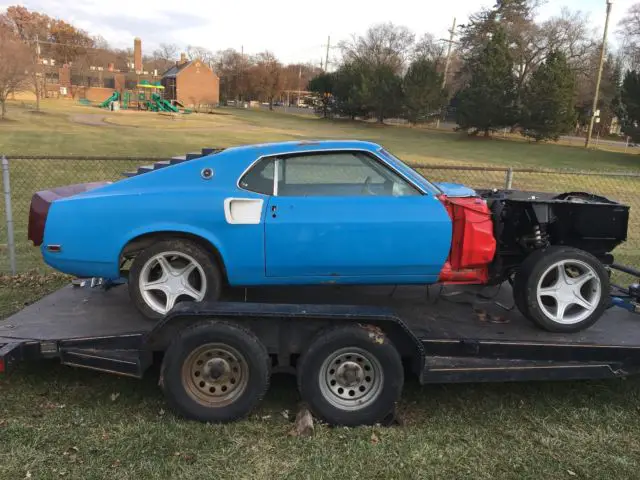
2, 283, 639, 346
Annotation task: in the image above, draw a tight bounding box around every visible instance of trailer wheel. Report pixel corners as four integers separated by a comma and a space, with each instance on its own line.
514, 246, 609, 333
297, 325, 403, 426
160, 321, 270, 423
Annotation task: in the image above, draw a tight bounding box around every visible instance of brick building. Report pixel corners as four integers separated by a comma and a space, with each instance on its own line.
17, 38, 219, 109
162, 54, 220, 109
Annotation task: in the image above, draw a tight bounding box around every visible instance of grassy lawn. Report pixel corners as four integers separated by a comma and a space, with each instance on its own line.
1, 100, 640, 170
1, 100, 640, 479
3, 362, 640, 479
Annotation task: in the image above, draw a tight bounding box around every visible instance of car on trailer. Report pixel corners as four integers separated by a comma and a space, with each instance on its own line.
28, 141, 630, 333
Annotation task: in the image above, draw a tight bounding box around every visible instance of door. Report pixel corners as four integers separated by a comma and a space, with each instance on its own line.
263, 150, 452, 279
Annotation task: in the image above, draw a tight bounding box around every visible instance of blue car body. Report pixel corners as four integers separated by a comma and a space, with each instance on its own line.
40, 140, 470, 286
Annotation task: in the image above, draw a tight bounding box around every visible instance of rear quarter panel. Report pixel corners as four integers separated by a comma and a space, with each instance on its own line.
42, 152, 267, 281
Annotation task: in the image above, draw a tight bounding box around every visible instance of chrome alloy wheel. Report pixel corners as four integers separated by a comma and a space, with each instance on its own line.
139, 251, 207, 315
318, 347, 384, 411
536, 259, 601, 325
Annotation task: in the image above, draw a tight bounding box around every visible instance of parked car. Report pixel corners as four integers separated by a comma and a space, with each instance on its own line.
28, 141, 630, 332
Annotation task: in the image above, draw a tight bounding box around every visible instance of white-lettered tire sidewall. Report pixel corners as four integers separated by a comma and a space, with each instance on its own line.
160, 321, 270, 423
297, 325, 404, 427
128, 238, 222, 320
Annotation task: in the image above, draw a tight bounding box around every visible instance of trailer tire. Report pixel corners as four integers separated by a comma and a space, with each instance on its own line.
297, 325, 403, 426
514, 246, 609, 333
160, 321, 270, 423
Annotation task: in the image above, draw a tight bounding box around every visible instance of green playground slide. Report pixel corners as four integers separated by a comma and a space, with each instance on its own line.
99, 91, 119, 108
145, 100, 159, 112
151, 93, 180, 113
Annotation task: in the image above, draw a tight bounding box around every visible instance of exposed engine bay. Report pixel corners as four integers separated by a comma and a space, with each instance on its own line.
480, 189, 630, 282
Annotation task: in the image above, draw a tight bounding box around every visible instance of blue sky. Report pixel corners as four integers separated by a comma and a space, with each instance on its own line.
0, 0, 635, 64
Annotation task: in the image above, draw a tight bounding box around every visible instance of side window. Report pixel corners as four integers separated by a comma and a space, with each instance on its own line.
277, 152, 420, 197
239, 158, 275, 195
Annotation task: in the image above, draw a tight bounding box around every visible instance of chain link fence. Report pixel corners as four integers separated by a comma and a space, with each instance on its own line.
0, 155, 638, 285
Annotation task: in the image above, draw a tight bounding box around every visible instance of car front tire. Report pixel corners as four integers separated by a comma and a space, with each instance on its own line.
514, 246, 609, 333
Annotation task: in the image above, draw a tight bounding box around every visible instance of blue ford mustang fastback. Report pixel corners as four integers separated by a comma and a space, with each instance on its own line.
28, 140, 628, 333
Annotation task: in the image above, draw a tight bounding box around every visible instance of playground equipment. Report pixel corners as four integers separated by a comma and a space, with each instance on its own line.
151, 92, 179, 112
96, 81, 185, 113
99, 91, 119, 108
134, 80, 180, 113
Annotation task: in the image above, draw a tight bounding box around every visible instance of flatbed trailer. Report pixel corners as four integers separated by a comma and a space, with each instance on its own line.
1, 268, 639, 426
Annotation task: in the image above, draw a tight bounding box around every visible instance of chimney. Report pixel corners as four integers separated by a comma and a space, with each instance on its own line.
134, 37, 142, 73
107, 62, 114, 72
180, 52, 187, 65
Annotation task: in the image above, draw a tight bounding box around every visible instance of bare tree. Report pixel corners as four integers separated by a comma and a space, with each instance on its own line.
186, 45, 216, 68
214, 48, 254, 101
92, 34, 110, 50
619, 3, 640, 70
282, 63, 321, 96
339, 23, 415, 73
541, 9, 597, 77
251, 51, 283, 109
413, 33, 446, 65
152, 43, 179, 71
0, 27, 31, 118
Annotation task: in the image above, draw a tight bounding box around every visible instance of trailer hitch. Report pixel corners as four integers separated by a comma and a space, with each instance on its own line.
609, 264, 640, 315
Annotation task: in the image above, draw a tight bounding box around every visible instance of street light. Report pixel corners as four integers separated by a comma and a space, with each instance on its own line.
585, 0, 614, 149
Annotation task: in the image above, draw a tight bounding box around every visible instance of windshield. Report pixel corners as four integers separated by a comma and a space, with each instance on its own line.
377, 148, 442, 195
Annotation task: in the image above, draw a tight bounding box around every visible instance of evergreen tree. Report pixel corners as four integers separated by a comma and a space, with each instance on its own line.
620, 70, 640, 142
360, 63, 404, 123
456, 28, 518, 136
403, 58, 447, 125
308, 72, 335, 118
332, 62, 368, 120
521, 50, 576, 141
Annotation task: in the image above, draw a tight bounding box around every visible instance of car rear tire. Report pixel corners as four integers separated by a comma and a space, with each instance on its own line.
297, 325, 404, 426
160, 321, 270, 423
129, 238, 221, 319
513, 246, 609, 333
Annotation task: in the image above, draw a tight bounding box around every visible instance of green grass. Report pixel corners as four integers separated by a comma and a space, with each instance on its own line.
2, 100, 640, 170
3, 358, 640, 479
1, 101, 640, 479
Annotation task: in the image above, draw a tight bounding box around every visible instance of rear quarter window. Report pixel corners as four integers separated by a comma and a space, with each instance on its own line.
239, 158, 275, 195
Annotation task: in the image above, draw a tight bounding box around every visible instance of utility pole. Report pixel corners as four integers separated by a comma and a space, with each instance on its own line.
585, 0, 613, 149
239, 45, 244, 103
34, 34, 42, 110
436, 17, 457, 128
325, 35, 330, 72
442, 17, 456, 90
298, 65, 302, 106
